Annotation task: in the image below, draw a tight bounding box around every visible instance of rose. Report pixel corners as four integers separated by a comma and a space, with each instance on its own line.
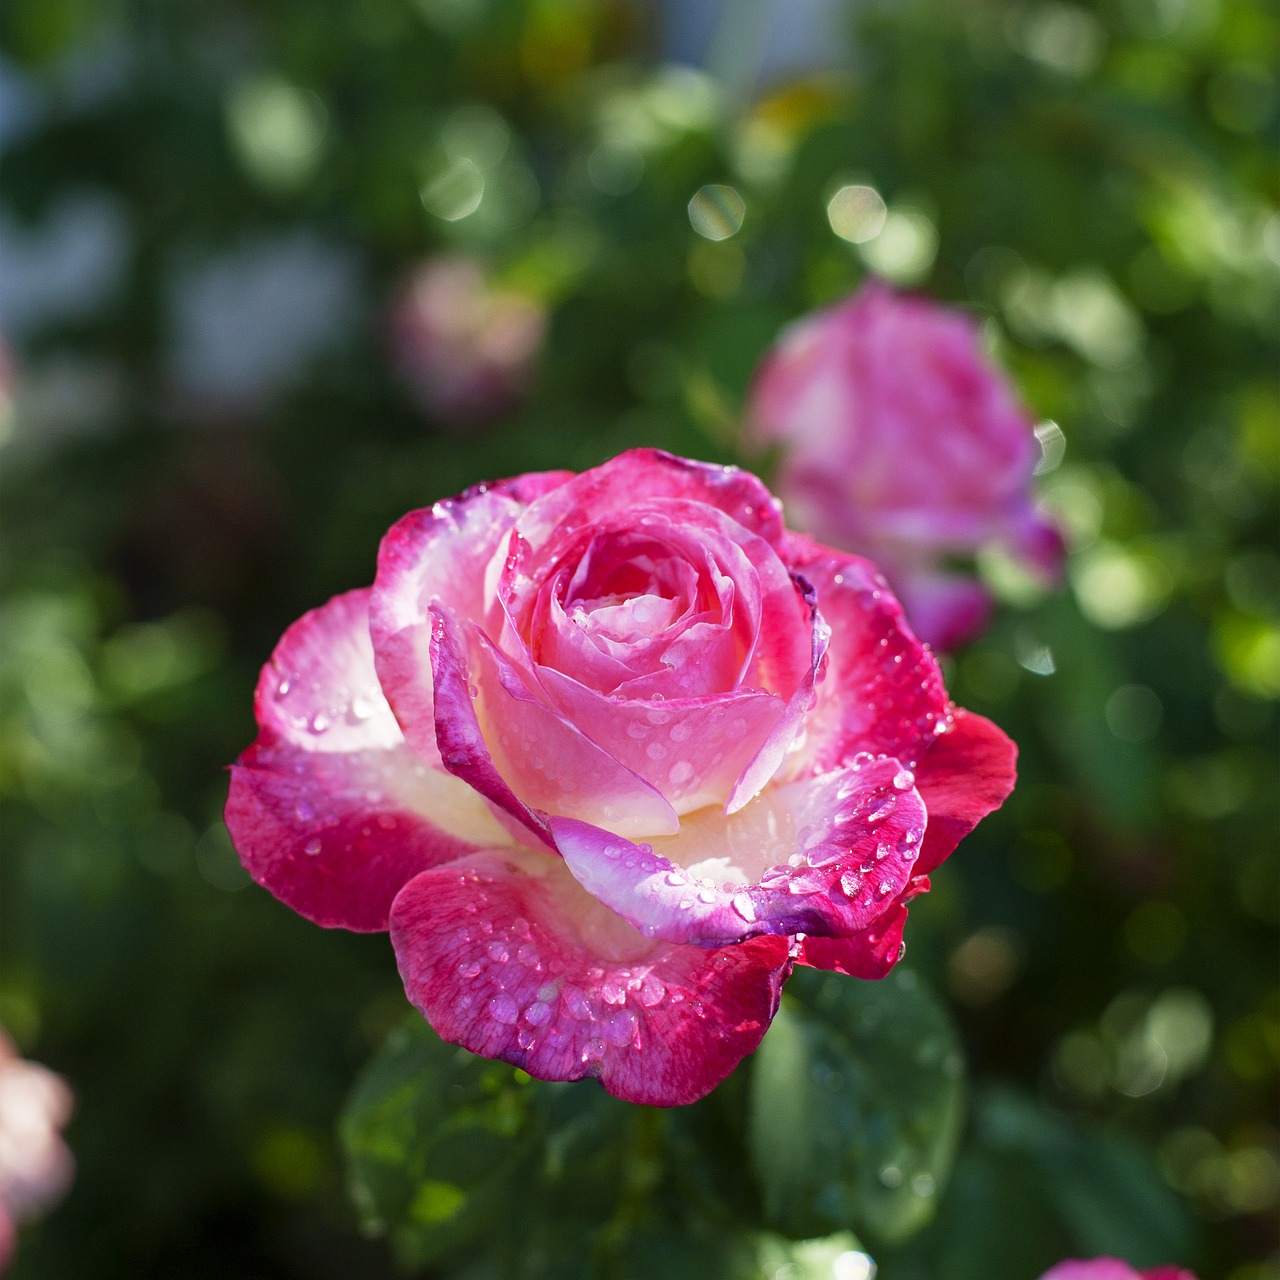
227, 449, 1015, 1105
748, 281, 1064, 650
389, 256, 546, 426
1038, 1261, 1197, 1280
0, 1031, 74, 1272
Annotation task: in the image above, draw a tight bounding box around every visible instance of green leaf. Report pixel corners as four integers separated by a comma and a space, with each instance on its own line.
748, 966, 965, 1246
339, 1016, 544, 1270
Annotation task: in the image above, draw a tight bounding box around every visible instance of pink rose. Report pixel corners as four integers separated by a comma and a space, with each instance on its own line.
748, 281, 1064, 649
227, 450, 1015, 1104
0, 1033, 74, 1272
389, 256, 546, 426
1039, 1261, 1197, 1280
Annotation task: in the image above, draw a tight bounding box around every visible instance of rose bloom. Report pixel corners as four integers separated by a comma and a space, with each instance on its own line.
389, 256, 546, 427
748, 281, 1064, 650
1039, 1261, 1197, 1280
0, 1033, 74, 1270
227, 450, 1015, 1105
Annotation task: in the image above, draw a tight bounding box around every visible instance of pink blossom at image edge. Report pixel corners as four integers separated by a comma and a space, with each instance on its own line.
748, 280, 1065, 650
0, 1032, 74, 1272
1039, 1258, 1199, 1280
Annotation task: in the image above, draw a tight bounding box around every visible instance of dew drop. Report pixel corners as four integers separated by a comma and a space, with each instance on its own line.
645, 741, 667, 762
580, 1037, 606, 1063
878, 880, 894, 896
866, 798, 894, 824
563, 986, 592, 1020
295, 800, 315, 821
638, 973, 666, 1007
893, 768, 914, 790
668, 760, 694, 786
309, 712, 330, 734
457, 959, 482, 979
604, 1008, 639, 1047
524, 1000, 552, 1026
488, 993, 519, 1025
601, 979, 626, 1005
517, 943, 539, 966
303, 838, 322, 856
732, 893, 756, 922
487, 942, 510, 962
669, 722, 693, 743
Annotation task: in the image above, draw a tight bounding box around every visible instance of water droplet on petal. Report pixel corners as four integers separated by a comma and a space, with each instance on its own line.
893, 768, 914, 790
668, 760, 694, 787
295, 800, 315, 821
303, 838, 322, 856
488, 942, 510, 962
488, 993, 519, 1024
458, 959, 482, 979
524, 1001, 552, 1026
563, 986, 591, 1020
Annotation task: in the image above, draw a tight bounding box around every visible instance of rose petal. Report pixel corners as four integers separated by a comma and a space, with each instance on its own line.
795, 900, 908, 979
389, 848, 792, 1106
227, 590, 510, 931
428, 605, 553, 846
913, 708, 1017, 875
371, 473, 571, 765
725, 571, 829, 813
431, 606, 680, 841
782, 542, 951, 776
512, 448, 787, 555
551, 756, 927, 947
534, 666, 786, 815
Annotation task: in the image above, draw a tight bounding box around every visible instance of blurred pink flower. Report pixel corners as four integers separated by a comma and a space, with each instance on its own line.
0, 1033, 73, 1271
748, 281, 1065, 649
1039, 1260, 1197, 1280
389, 256, 546, 426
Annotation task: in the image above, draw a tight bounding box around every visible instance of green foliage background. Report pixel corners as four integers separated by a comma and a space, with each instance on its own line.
0, 0, 1275, 1275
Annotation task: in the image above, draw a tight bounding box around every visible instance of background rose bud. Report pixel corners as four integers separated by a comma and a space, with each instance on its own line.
1039, 1259, 1198, 1280
0, 1033, 74, 1272
748, 281, 1065, 650
389, 256, 546, 427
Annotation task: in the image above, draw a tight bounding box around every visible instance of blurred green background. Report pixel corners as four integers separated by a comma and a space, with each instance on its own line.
0, 0, 1276, 1276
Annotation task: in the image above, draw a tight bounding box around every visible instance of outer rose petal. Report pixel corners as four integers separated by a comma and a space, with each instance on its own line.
796, 900, 909, 978
782, 542, 950, 775
389, 848, 792, 1106
913, 709, 1017, 875
227, 591, 511, 931
551, 757, 926, 947
370, 473, 571, 765
512, 448, 787, 554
